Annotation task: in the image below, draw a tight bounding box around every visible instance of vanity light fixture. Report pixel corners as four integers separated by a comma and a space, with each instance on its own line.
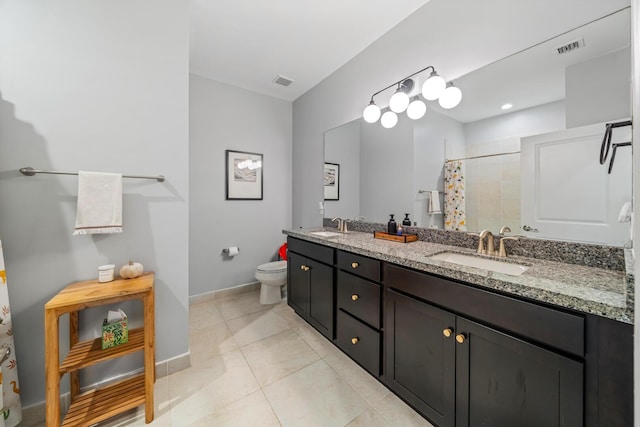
363, 66, 461, 128
438, 82, 463, 109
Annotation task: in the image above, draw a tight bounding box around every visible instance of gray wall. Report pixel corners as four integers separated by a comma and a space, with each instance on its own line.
292, 0, 629, 228
189, 75, 292, 297
324, 120, 360, 220
566, 47, 631, 128
0, 1, 189, 406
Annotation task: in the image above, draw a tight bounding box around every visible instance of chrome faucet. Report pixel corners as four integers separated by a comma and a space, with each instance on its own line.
478, 229, 495, 256
499, 225, 511, 236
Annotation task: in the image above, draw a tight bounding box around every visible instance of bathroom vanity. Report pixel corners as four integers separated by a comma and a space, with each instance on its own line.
285, 229, 633, 427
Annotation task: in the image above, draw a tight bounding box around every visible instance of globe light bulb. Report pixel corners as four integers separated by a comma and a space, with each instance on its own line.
438, 83, 462, 109
363, 102, 381, 123
389, 90, 410, 113
406, 99, 427, 120
422, 71, 446, 101
380, 111, 398, 129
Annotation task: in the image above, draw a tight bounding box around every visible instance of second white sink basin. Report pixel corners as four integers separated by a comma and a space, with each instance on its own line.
310, 231, 342, 238
430, 252, 529, 276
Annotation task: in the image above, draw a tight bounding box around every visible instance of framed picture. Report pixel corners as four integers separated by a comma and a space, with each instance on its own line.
225, 150, 263, 200
324, 162, 340, 201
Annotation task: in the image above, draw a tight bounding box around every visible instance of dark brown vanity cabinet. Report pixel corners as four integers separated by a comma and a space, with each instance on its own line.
287, 238, 335, 340
335, 250, 382, 376
385, 265, 585, 427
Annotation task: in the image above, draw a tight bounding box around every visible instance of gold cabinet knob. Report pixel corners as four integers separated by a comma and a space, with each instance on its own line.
351, 337, 359, 345
443, 328, 453, 338
300, 265, 306, 271
351, 262, 359, 268
456, 333, 466, 344
305, 266, 310, 272
351, 294, 359, 301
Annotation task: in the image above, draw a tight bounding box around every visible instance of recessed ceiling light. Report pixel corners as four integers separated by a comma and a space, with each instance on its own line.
501, 103, 513, 110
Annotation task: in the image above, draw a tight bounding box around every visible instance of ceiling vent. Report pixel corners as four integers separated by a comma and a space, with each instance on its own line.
273, 75, 294, 87
555, 38, 585, 55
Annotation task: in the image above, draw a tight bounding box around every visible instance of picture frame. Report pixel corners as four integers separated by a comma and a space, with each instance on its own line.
324, 162, 340, 201
225, 150, 263, 200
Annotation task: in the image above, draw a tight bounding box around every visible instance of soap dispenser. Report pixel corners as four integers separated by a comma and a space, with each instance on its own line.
387, 214, 397, 234
402, 213, 412, 226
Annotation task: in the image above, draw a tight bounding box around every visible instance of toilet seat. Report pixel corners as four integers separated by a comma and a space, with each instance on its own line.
257, 260, 287, 273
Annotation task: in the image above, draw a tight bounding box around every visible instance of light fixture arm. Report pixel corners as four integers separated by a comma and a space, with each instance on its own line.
368, 65, 435, 103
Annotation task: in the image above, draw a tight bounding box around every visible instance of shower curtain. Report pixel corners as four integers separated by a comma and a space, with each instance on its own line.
0, 240, 22, 427
444, 160, 467, 231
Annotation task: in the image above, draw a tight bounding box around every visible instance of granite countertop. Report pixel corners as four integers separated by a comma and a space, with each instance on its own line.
284, 228, 634, 324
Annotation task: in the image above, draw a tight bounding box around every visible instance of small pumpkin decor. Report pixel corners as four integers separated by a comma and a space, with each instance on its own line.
119, 261, 144, 279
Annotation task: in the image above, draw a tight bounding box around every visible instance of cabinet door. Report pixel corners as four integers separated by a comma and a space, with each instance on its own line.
385, 289, 456, 427
287, 252, 309, 317
307, 258, 334, 340
455, 317, 583, 427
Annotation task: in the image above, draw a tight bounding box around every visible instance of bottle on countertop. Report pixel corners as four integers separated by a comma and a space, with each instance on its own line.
397, 225, 403, 236
402, 213, 412, 226
387, 214, 397, 234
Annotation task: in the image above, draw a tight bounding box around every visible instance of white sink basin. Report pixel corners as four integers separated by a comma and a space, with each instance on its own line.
430, 252, 529, 276
310, 231, 342, 238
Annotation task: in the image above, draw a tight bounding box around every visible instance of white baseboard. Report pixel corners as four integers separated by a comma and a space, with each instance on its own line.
189, 281, 260, 305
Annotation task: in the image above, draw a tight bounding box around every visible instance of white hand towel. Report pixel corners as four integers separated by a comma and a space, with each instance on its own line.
73, 171, 123, 235
428, 190, 442, 214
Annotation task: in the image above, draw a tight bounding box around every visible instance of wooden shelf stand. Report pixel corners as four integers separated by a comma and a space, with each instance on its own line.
45, 273, 155, 427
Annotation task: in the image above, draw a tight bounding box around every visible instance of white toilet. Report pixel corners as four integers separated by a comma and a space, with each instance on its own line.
255, 260, 288, 305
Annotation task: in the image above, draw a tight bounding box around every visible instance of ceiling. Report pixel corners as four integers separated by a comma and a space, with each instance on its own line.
189, 0, 429, 101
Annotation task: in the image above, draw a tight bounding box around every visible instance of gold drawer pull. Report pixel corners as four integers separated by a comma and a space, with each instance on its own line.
300, 265, 309, 272
351, 294, 359, 301
351, 337, 359, 345
456, 333, 466, 344
443, 328, 453, 338
351, 262, 359, 268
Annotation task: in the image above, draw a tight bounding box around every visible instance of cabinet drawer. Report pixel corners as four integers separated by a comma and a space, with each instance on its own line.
336, 310, 381, 376
384, 263, 585, 357
337, 250, 380, 282
288, 237, 334, 265
337, 271, 381, 329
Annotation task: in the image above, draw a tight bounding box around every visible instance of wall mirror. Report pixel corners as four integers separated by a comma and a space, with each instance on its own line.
324, 7, 632, 247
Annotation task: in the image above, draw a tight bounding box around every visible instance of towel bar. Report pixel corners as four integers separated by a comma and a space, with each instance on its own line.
19, 167, 165, 182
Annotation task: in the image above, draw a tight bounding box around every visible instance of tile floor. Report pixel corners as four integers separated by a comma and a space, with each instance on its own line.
99, 289, 434, 427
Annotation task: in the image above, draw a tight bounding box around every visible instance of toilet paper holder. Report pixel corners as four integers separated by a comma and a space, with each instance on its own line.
222, 247, 240, 254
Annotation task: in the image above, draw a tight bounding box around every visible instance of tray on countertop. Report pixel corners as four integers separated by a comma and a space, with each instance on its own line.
373, 231, 418, 243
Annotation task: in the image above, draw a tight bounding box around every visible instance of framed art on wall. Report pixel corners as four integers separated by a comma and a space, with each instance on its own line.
226, 150, 263, 200
324, 162, 340, 201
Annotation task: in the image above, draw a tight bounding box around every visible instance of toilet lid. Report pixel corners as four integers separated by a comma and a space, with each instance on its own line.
257, 260, 287, 272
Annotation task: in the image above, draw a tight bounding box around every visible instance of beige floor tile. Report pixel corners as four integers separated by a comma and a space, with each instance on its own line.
169, 349, 260, 427
375, 393, 435, 427
188, 390, 281, 427
216, 290, 274, 320
289, 317, 336, 358
272, 300, 297, 321
241, 329, 320, 386
264, 360, 368, 427
226, 310, 289, 347
324, 347, 390, 405
189, 301, 225, 331
189, 322, 238, 366
346, 408, 391, 427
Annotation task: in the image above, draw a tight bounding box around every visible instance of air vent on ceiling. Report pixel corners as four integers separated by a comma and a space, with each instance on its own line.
555, 38, 585, 55
273, 75, 294, 87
